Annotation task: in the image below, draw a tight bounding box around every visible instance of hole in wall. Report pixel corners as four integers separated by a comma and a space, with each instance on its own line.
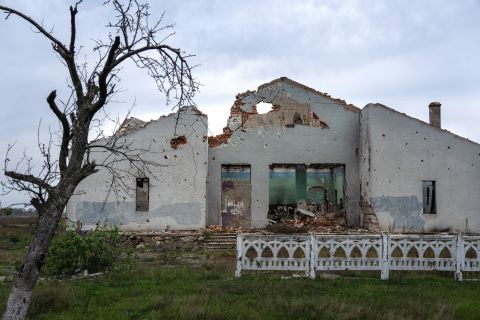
256, 102, 274, 114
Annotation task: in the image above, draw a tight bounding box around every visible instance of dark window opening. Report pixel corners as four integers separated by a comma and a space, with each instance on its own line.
422, 180, 436, 214
136, 177, 149, 212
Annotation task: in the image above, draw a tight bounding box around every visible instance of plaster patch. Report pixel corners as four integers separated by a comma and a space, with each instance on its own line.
370, 196, 425, 231
75, 201, 202, 227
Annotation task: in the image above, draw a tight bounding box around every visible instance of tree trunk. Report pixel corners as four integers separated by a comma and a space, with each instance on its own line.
2, 204, 63, 320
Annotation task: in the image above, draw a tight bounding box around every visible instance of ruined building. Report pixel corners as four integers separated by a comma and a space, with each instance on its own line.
66, 77, 480, 233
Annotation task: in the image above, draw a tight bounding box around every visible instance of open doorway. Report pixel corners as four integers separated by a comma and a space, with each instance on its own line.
221, 164, 252, 227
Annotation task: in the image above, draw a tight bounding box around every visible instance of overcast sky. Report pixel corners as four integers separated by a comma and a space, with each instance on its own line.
1, 0, 480, 206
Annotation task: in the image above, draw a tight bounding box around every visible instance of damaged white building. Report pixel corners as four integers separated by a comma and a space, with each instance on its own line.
66, 77, 480, 233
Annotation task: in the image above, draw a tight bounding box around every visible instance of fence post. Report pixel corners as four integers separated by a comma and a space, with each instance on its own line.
380, 232, 389, 280
455, 233, 464, 281
309, 233, 316, 279
235, 233, 243, 278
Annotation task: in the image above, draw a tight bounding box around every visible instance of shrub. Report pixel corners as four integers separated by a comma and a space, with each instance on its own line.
0, 207, 14, 216
44, 226, 133, 276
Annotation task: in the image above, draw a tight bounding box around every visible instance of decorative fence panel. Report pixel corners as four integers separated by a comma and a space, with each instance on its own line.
235, 233, 480, 281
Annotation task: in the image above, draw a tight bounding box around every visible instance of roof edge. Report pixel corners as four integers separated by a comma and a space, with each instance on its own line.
257, 77, 360, 112
363, 103, 480, 147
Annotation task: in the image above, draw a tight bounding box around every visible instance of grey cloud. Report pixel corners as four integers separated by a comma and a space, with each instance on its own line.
1, 0, 480, 206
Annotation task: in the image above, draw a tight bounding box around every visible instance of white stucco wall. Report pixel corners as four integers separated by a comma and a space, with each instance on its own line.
360, 103, 480, 232
207, 79, 361, 228
66, 106, 208, 231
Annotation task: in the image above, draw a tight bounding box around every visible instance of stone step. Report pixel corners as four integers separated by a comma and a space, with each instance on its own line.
203, 233, 237, 251
205, 244, 235, 249
205, 242, 236, 248
206, 233, 237, 237
205, 238, 237, 244
204, 241, 236, 246
205, 246, 235, 251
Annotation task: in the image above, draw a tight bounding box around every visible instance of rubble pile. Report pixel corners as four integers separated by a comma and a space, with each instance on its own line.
282, 215, 347, 233
268, 212, 370, 234
203, 224, 241, 233
204, 212, 371, 235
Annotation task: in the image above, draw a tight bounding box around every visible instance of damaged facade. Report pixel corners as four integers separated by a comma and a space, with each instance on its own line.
67, 77, 480, 233
66, 106, 208, 231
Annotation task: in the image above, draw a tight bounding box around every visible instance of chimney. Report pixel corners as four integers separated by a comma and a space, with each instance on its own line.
429, 102, 441, 128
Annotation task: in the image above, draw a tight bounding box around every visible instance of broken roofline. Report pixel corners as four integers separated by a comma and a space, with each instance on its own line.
258, 77, 360, 112
208, 76, 358, 148
109, 105, 207, 138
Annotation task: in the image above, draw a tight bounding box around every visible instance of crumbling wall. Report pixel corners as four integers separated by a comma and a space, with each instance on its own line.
360, 103, 480, 232
66, 106, 209, 231
207, 77, 361, 228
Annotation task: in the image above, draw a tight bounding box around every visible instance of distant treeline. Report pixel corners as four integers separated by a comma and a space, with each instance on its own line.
0, 207, 38, 216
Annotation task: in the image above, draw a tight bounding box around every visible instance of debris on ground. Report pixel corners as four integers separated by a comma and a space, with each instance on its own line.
203, 211, 371, 235
203, 224, 241, 233
265, 210, 371, 234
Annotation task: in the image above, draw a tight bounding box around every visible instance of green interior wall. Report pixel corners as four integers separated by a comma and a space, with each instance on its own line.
333, 166, 345, 205
295, 165, 307, 202
269, 166, 296, 204
306, 168, 333, 204
269, 164, 345, 206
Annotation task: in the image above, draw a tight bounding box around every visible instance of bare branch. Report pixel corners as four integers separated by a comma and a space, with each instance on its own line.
0, 5, 67, 53
1, 2, 198, 316
4, 171, 53, 192
46, 91, 70, 175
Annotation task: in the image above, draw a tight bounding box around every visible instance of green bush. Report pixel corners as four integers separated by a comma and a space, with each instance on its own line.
0, 207, 14, 216
44, 226, 133, 276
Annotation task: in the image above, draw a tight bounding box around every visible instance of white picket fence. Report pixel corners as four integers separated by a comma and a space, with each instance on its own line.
235, 233, 480, 280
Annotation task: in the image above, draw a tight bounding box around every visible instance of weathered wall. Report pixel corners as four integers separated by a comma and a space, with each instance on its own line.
66, 106, 208, 231
360, 103, 480, 232
207, 78, 361, 228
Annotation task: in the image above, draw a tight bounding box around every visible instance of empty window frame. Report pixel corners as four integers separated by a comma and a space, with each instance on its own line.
268, 164, 345, 221
422, 180, 436, 214
136, 177, 149, 212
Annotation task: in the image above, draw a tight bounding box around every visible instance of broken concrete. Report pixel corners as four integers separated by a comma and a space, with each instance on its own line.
170, 135, 187, 149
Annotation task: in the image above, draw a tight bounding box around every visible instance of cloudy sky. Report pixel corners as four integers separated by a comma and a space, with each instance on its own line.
1, 0, 480, 206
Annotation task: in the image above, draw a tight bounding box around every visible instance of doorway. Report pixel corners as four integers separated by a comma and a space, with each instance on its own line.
221, 164, 252, 227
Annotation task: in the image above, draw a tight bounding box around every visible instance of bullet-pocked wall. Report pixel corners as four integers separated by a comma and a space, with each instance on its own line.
360, 104, 480, 232
207, 78, 361, 228
66, 106, 209, 231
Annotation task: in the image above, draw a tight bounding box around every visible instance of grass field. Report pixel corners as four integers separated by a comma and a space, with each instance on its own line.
1, 226, 480, 319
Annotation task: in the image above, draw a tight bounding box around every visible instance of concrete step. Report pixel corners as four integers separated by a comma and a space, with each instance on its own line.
204, 233, 237, 251
205, 247, 235, 251
205, 238, 237, 244
204, 241, 236, 249
206, 233, 237, 237
205, 241, 236, 246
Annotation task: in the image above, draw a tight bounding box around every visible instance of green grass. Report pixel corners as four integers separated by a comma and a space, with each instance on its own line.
1, 263, 480, 320
0, 226, 32, 278
1, 227, 480, 319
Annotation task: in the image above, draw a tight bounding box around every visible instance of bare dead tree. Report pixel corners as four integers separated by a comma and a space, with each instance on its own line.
0, 1, 198, 319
